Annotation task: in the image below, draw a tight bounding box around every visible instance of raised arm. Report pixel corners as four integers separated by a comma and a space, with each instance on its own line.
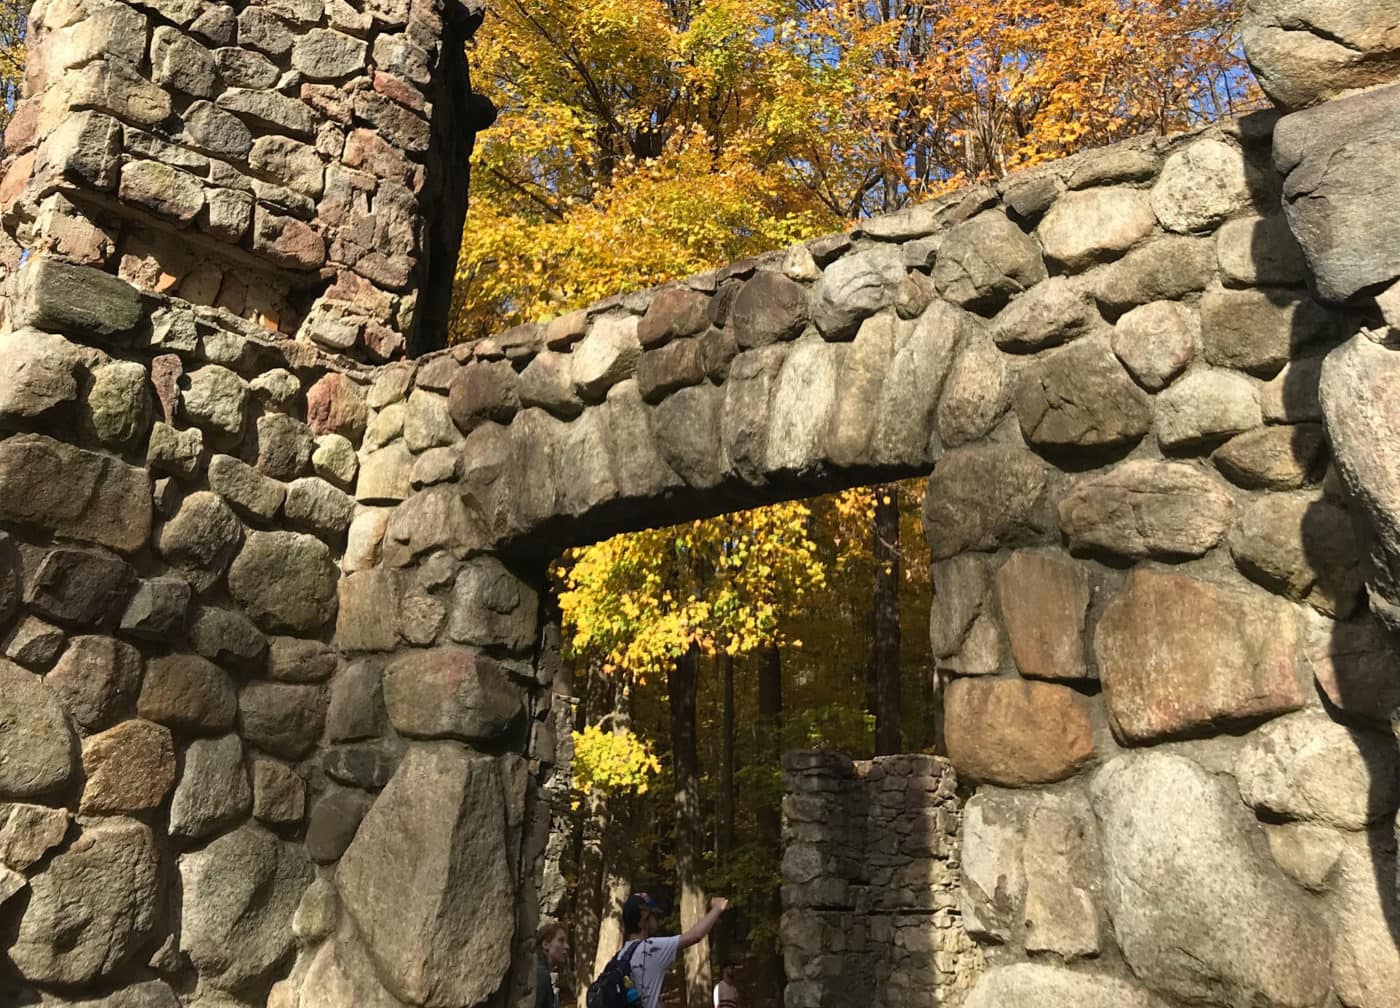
677, 897, 729, 950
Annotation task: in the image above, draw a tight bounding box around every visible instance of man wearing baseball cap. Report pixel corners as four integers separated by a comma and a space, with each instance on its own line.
613, 891, 728, 1008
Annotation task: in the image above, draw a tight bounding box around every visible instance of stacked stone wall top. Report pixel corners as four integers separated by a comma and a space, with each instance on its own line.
0, 0, 492, 361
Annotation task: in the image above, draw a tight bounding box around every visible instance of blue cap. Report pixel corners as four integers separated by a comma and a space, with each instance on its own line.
622, 892, 663, 930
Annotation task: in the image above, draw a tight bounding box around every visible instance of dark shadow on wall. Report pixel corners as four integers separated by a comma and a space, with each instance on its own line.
1280, 265, 1400, 955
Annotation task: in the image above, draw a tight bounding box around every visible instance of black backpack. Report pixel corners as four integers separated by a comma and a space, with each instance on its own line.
586, 940, 642, 1008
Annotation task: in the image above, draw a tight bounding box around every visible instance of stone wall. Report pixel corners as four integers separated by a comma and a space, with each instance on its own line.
0, 0, 492, 358
2, 0, 1400, 1006
780, 752, 982, 1008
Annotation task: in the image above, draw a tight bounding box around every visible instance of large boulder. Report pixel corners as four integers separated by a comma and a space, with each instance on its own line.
170, 734, 252, 839
1095, 570, 1303, 743
1242, 0, 1400, 109
1057, 460, 1235, 560
933, 212, 1047, 314
228, 531, 339, 633
383, 648, 523, 743
1014, 337, 1151, 449
995, 551, 1092, 681
9, 817, 160, 985
179, 822, 313, 991
964, 964, 1168, 1008
0, 434, 151, 553
922, 444, 1051, 560
1320, 335, 1400, 623
1331, 842, 1400, 1008
1235, 709, 1399, 830
79, 719, 176, 815
45, 635, 142, 733
810, 247, 905, 339
1273, 83, 1400, 302
1090, 752, 1331, 1007
336, 743, 526, 1007
0, 660, 76, 799
944, 678, 1096, 786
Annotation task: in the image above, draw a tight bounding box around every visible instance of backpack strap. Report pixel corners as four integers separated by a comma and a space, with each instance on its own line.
616, 940, 641, 965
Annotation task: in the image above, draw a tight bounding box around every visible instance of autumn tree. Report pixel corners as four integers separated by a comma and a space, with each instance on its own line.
0, 0, 26, 134
557, 503, 826, 1007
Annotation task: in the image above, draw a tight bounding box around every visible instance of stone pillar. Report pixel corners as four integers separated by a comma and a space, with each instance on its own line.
0, 0, 493, 359
1243, 1, 1400, 633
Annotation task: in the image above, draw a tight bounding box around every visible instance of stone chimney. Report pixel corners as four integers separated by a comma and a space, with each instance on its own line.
0, 0, 493, 359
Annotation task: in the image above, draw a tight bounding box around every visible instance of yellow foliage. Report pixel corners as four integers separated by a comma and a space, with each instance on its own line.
572, 722, 662, 800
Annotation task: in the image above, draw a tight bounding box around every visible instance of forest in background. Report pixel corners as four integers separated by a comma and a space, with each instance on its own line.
454, 2, 1260, 1005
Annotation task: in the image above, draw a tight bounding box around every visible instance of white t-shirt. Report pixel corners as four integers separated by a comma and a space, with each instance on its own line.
623, 936, 681, 1008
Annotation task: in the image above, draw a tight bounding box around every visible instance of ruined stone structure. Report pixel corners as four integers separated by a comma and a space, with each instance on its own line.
0, 0, 1398, 1006
781, 753, 982, 1008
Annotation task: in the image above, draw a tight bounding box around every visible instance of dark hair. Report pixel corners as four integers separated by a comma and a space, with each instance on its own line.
536, 922, 567, 950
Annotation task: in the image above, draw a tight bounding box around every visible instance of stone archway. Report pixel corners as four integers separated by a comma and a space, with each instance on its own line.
0, 1, 1399, 1006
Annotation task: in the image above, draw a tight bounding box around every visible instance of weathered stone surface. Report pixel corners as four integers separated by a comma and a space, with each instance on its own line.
637, 286, 710, 348
403, 390, 457, 453
270, 638, 341, 686
944, 678, 1096, 786
996, 552, 1091, 682
0, 661, 76, 799
9, 817, 159, 985
1058, 460, 1234, 560
157, 491, 243, 594
4, 616, 64, 671
652, 382, 724, 487
239, 681, 327, 759
80, 719, 176, 815
731, 271, 808, 348
1230, 494, 1363, 617
447, 556, 538, 654
285, 476, 355, 537
186, 99, 254, 158
1095, 569, 1303, 742
47, 635, 142, 733
14, 258, 142, 342
1273, 84, 1400, 302
306, 373, 369, 443
1332, 843, 1400, 1008
824, 314, 895, 466
923, 444, 1051, 560
933, 212, 1047, 313
1265, 821, 1343, 892
384, 648, 523, 743
572, 315, 641, 401
636, 337, 707, 403
1092, 237, 1215, 311
517, 351, 584, 418
189, 606, 267, 666
719, 345, 787, 481
170, 733, 252, 839
1216, 214, 1309, 287
990, 275, 1098, 353
146, 423, 204, 480
326, 660, 385, 743
257, 413, 316, 481
870, 302, 967, 466
306, 786, 374, 862
337, 743, 525, 1007
0, 435, 151, 554
929, 554, 993, 661
1201, 288, 1333, 378
1014, 337, 1151, 449
357, 442, 414, 504
120, 577, 191, 639
1037, 187, 1155, 269
313, 434, 358, 489
151, 24, 217, 96
292, 27, 366, 80
25, 546, 134, 629
1308, 617, 1400, 726
0, 328, 81, 421
1151, 139, 1255, 233
180, 823, 313, 991
810, 246, 905, 339
181, 365, 248, 438
228, 531, 338, 633
217, 87, 316, 138
1111, 301, 1198, 391
0, 803, 69, 870
1090, 752, 1330, 1007
1242, 0, 1400, 110
138, 653, 237, 735
208, 454, 284, 522
1237, 710, 1398, 830
1215, 423, 1327, 492
335, 568, 399, 653
964, 965, 1166, 1008
252, 758, 305, 825
1321, 336, 1400, 619
1156, 368, 1262, 449
766, 338, 843, 473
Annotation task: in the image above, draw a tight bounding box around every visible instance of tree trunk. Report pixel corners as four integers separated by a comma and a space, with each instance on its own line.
756, 645, 784, 997
717, 652, 736, 861
872, 483, 903, 755
671, 645, 710, 1008
575, 673, 629, 1005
